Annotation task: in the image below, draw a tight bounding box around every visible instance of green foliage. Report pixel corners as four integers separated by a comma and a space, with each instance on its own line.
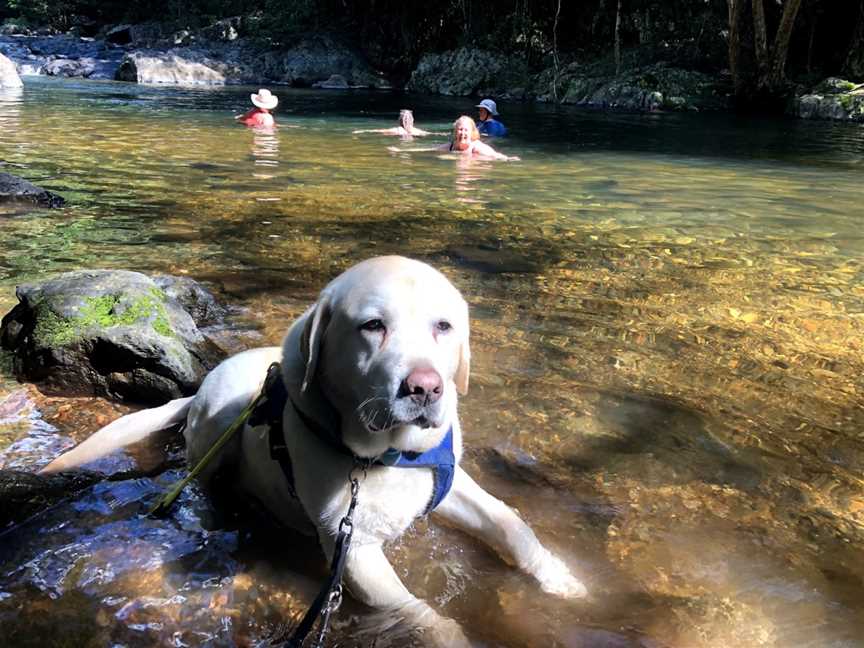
2, 0, 864, 95
33, 288, 174, 347
256, 0, 318, 43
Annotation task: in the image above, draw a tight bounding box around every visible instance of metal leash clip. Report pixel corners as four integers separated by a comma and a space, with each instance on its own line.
286, 465, 365, 647
311, 586, 343, 648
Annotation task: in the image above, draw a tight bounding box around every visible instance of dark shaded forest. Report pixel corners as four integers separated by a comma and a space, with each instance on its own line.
2, 0, 864, 105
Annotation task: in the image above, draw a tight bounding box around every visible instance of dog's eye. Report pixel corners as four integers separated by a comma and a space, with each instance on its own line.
435, 320, 452, 333
360, 319, 386, 333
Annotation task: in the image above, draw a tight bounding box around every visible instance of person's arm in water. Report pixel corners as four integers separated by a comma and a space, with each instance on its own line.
353, 127, 402, 135
386, 143, 446, 153
472, 140, 519, 161
410, 127, 441, 136
235, 108, 256, 121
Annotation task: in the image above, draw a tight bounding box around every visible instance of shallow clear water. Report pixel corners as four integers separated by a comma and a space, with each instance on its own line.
0, 76, 863, 647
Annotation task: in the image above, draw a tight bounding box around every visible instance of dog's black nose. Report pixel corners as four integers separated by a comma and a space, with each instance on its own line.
399, 367, 443, 406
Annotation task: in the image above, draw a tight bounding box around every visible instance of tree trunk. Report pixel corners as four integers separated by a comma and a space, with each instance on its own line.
843, 0, 864, 80
751, 0, 768, 72
591, 0, 609, 38
727, 0, 748, 95
763, 0, 803, 89
552, 0, 562, 102
614, 0, 622, 75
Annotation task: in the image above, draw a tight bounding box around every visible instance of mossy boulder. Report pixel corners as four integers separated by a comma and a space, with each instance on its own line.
0, 270, 226, 404
406, 47, 530, 97
792, 77, 864, 121
538, 62, 728, 112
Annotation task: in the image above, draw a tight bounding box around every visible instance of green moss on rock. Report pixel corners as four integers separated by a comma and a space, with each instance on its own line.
32, 288, 175, 347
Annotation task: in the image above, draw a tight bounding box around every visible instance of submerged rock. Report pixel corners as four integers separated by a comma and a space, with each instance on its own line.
0, 172, 65, 208
0, 270, 226, 404
0, 468, 101, 529
0, 51, 22, 88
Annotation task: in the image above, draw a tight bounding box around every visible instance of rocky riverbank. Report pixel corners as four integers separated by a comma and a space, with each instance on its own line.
2, 20, 863, 121
0, 20, 390, 89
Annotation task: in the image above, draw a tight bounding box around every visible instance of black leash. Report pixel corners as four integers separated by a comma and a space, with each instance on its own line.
284, 464, 366, 648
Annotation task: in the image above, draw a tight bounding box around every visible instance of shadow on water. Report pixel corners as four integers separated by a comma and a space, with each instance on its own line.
563, 390, 762, 491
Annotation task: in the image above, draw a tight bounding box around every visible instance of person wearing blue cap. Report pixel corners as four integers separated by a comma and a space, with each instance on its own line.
475, 98, 508, 137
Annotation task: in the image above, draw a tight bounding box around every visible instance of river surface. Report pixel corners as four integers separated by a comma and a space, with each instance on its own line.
0, 77, 862, 648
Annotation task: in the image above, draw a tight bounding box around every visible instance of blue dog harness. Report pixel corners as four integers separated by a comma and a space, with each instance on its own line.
375, 428, 455, 513
253, 363, 455, 515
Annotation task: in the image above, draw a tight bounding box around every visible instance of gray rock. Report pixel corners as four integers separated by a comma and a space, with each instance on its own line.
0, 34, 126, 80
199, 17, 242, 43
2, 29, 389, 88
313, 73, 349, 89
260, 36, 390, 88
0, 173, 65, 207
0, 468, 102, 529
0, 51, 22, 88
152, 275, 228, 328
792, 77, 864, 121
539, 62, 727, 113
105, 24, 133, 45
115, 48, 245, 85
0, 270, 226, 404
0, 23, 30, 36
41, 57, 93, 77
406, 47, 529, 97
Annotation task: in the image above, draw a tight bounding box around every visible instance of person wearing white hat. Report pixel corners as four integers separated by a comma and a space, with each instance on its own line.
235, 88, 278, 128
475, 98, 507, 137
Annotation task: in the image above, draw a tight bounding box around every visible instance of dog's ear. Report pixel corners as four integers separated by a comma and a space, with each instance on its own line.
454, 334, 470, 396
300, 293, 332, 392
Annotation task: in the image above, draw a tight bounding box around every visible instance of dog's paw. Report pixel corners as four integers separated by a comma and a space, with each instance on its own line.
404, 601, 472, 648
424, 616, 473, 648
535, 550, 588, 599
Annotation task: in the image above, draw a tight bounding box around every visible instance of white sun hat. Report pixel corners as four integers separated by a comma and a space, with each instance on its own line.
251, 88, 278, 110
475, 98, 498, 116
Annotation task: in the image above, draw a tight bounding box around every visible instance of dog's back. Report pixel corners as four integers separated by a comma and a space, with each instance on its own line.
182, 345, 282, 487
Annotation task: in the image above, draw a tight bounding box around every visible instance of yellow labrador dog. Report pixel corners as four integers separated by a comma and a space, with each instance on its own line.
44, 256, 586, 645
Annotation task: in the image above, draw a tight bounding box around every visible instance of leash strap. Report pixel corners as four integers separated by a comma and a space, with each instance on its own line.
285, 472, 360, 648
148, 371, 274, 518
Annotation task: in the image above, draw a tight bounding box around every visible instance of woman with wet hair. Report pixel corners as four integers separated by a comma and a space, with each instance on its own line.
353, 109, 434, 138
437, 116, 519, 161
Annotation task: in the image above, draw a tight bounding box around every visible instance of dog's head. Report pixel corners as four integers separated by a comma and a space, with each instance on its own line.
299, 256, 470, 458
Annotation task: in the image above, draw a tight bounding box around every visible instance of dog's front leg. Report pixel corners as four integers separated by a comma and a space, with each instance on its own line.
434, 466, 588, 599
322, 539, 472, 647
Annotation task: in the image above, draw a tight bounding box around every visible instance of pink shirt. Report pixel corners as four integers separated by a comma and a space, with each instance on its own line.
238, 108, 275, 128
